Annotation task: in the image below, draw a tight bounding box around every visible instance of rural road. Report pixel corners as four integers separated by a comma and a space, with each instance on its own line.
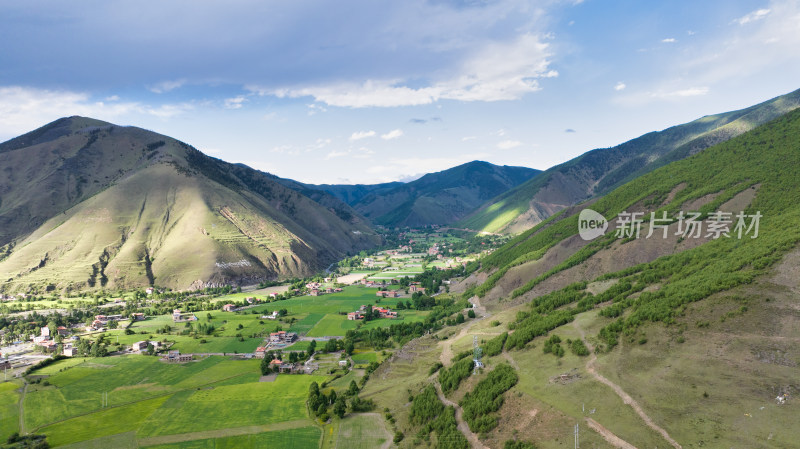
573, 321, 682, 449
585, 418, 637, 449
432, 294, 494, 449
439, 295, 489, 366
433, 379, 488, 449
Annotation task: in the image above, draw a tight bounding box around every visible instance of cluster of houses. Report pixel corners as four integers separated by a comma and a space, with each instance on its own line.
32, 325, 70, 352
172, 309, 198, 323
309, 285, 344, 297
268, 331, 297, 345
376, 290, 400, 298
347, 304, 398, 321
162, 349, 192, 363
383, 246, 412, 256
359, 279, 391, 288
266, 358, 310, 374
132, 340, 163, 353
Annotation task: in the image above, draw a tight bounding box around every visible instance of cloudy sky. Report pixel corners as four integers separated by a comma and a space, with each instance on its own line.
1, 0, 799, 184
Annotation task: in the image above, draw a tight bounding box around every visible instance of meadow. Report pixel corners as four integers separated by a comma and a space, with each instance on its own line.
20, 355, 327, 447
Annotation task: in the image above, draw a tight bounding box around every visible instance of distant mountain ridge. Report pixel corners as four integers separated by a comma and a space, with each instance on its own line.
459, 87, 800, 233
0, 117, 379, 292
316, 161, 540, 228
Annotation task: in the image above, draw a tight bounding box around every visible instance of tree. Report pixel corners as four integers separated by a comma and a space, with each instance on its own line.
344, 340, 354, 356
347, 380, 359, 396
108, 320, 118, 329
328, 390, 337, 405
456, 313, 465, 324
467, 309, 476, 319
333, 397, 347, 418
324, 339, 338, 353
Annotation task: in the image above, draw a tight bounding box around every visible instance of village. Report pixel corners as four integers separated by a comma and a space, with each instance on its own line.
0, 240, 460, 379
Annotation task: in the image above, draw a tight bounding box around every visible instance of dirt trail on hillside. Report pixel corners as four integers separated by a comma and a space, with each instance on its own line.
434, 295, 493, 448
439, 296, 489, 366
573, 321, 682, 449
433, 379, 489, 449
501, 351, 520, 371
585, 418, 638, 449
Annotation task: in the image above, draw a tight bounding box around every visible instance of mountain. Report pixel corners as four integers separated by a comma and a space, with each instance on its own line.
366, 108, 800, 449
464, 105, 800, 313
0, 117, 379, 293
309, 182, 404, 206
460, 87, 800, 233
333, 161, 540, 228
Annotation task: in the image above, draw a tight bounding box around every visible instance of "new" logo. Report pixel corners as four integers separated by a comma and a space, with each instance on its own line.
578, 209, 607, 241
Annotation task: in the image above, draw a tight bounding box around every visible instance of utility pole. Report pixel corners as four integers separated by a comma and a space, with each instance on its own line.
574, 423, 579, 449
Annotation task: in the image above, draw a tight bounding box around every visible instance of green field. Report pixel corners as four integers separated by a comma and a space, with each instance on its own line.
334, 414, 390, 449
288, 313, 326, 335
23, 355, 327, 447
0, 381, 21, 441
306, 315, 359, 337
141, 427, 321, 449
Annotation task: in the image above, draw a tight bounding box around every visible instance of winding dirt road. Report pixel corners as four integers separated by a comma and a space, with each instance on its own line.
573, 321, 682, 449
433, 378, 488, 449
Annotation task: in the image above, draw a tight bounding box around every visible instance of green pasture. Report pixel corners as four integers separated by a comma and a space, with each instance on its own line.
24, 355, 326, 447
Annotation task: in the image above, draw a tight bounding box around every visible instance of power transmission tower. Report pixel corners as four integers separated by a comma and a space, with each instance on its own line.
472, 335, 483, 374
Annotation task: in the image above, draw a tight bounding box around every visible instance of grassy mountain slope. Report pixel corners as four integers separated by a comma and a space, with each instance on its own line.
460, 87, 800, 233
0, 117, 379, 292
366, 97, 800, 449
350, 161, 540, 228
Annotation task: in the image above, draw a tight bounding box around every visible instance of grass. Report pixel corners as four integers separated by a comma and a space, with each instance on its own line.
24, 354, 330, 447
288, 313, 326, 335
41, 396, 170, 446
0, 381, 21, 441
25, 356, 256, 430
306, 315, 359, 337
141, 427, 321, 448
334, 414, 390, 449
168, 335, 262, 354
136, 375, 326, 437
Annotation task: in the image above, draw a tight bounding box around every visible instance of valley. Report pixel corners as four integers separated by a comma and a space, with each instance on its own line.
1, 91, 799, 449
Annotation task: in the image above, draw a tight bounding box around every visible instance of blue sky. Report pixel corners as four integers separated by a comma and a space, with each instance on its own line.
1, 0, 798, 183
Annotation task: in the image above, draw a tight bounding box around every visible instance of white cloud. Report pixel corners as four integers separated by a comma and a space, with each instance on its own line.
497, 140, 522, 150
614, 82, 627, 91
364, 154, 490, 182
148, 79, 186, 94
224, 96, 246, 109
0, 85, 192, 139
258, 34, 556, 108
105, 95, 120, 101
461, 136, 477, 141
325, 150, 350, 160
307, 103, 327, 115
381, 129, 404, 140
734, 8, 771, 25
349, 130, 376, 141
661, 38, 677, 43
651, 87, 709, 98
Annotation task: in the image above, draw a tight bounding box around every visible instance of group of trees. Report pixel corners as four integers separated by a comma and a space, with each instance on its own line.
439, 357, 474, 394
409, 385, 468, 449
460, 363, 518, 433
307, 379, 369, 422
344, 297, 470, 348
